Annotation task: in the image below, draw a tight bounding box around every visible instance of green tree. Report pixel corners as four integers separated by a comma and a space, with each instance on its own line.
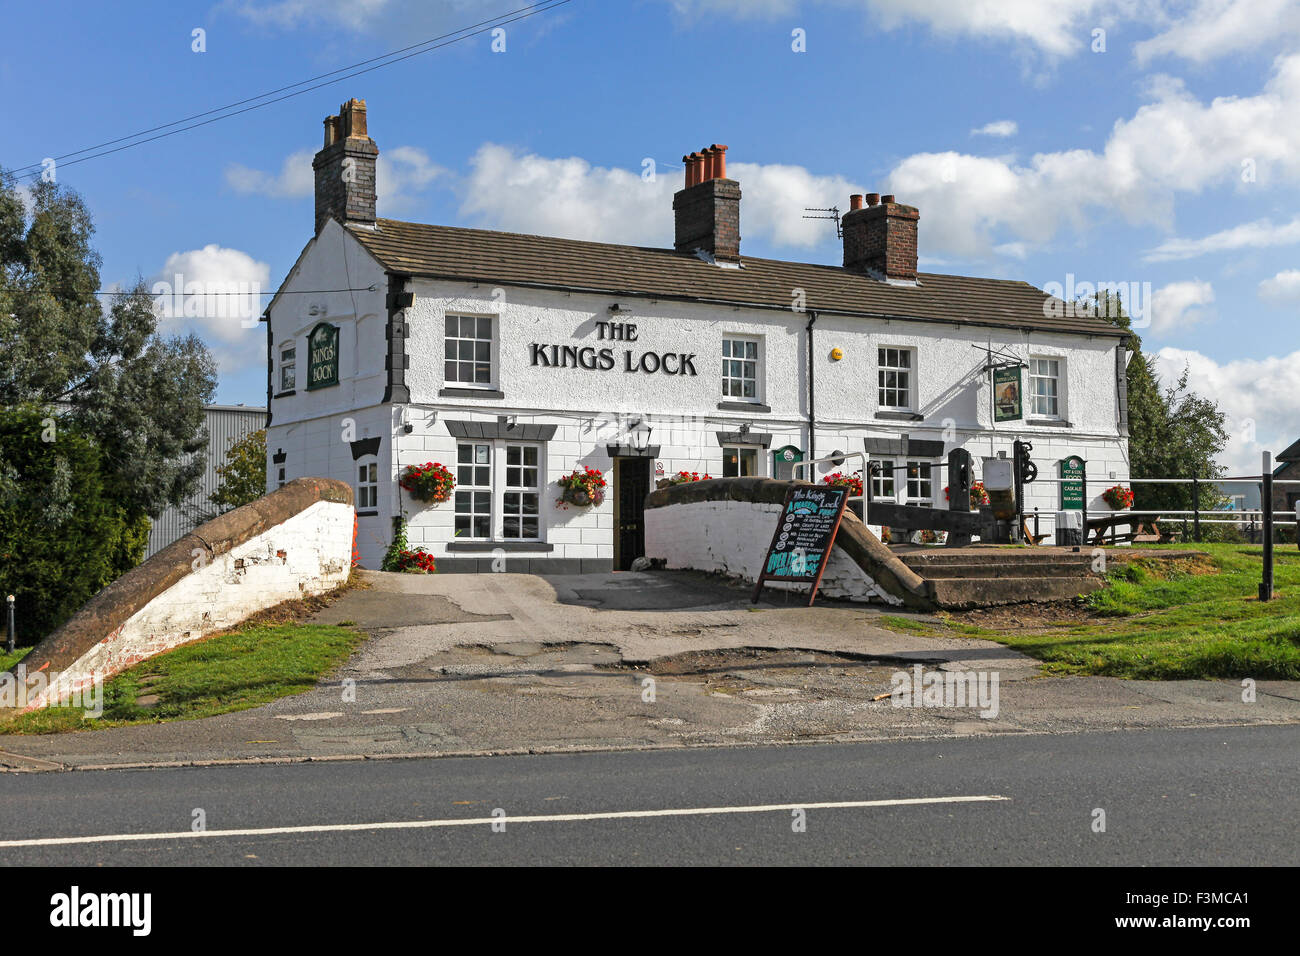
1091, 290, 1229, 516
208, 428, 267, 514
0, 406, 146, 643
0, 174, 217, 523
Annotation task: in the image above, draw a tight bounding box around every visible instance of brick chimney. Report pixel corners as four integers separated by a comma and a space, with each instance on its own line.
842, 192, 919, 281
312, 99, 378, 234
673, 144, 740, 263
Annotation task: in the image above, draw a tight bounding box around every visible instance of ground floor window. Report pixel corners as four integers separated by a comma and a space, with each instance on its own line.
871, 459, 935, 505
356, 459, 378, 510
455, 440, 543, 540
722, 445, 759, 477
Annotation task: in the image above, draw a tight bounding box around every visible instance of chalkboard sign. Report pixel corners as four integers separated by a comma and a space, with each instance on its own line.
752, 485, 850, 607
1059, 456, 1084, 510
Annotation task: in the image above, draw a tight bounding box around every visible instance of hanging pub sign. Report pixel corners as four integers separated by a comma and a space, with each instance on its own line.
752, 485, 849, 607
1059, 456, 1085, 510
992, 365, 1023, 422
307, 322, 339, 390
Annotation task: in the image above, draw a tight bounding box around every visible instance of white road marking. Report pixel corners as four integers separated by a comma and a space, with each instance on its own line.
273, 713, 345, 721
0, 795, 1008, 848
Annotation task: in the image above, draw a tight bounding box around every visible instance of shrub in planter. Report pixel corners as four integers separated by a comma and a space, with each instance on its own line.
399, 461, 455, 503
1102, 485, 1135, 510
557, 466, 606, 508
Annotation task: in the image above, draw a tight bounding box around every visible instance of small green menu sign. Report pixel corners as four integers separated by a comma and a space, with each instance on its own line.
307, 323, 339, 390
1060, 456, 1084, 510
993, 365, 1023, 422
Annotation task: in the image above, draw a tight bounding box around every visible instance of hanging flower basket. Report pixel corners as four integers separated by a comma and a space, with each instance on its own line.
399, 461, 455, 504
557, 466, 606, 509
944, 481, 991, 508
1102, 485, 1135, 510
821, 471, 864, 496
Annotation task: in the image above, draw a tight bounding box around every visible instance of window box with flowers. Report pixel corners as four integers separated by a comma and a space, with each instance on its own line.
399, 461, 455, 504
1102, 485, 1135, 510
556, 466, 606, 508
660, 470, 713, 488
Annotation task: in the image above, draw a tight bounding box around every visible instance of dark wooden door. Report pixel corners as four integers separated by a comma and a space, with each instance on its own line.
616, 458, 650, 570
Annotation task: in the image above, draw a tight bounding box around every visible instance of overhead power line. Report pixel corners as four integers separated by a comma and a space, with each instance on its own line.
7, 0, 572, 182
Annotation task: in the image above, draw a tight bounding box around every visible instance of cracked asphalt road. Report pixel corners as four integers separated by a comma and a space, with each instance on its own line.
1, 569, 1297, 771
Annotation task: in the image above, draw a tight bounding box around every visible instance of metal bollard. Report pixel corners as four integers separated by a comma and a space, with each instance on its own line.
5, 595, 13, 655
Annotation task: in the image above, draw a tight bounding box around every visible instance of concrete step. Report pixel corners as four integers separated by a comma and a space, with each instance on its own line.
899, 550, 1094, 570
925, 575, 1106, 610
902, 560, 1100, 579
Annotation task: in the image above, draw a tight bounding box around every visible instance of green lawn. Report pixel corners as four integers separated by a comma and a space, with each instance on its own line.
991, 544, 1300, 679
0, 623, 365, 734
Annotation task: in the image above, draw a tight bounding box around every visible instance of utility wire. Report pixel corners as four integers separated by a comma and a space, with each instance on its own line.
7, 0, 571, 182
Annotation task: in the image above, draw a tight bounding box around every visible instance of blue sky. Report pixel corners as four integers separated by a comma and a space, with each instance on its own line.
3, 0, 1299, 473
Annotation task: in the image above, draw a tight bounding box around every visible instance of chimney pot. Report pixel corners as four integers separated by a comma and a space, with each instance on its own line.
674, 144, 741, 262
849, 194, 864, 211
881, 194, 896, 204
865, 192, 880, 206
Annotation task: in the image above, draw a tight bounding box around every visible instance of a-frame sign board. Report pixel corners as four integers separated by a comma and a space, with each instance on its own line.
751, 485, 850, 607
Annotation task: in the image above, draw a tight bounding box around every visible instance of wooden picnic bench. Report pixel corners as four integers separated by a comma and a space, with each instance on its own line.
1087, 512, 1180, 545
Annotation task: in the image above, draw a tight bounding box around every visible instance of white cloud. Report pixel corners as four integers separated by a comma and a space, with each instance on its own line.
1135, 0, 1300, 65
223, 145, 445, 213
1150, 279, 1214, 336
971, 120, 1018, 138
224, 149, 314, 198
149, 245, 271, 376
457, 143, 861, 249
1144, 216, 1300, 262
1258, 269, 1300, 304
883, 55, 1300, 259
1154, 346, 1300, 475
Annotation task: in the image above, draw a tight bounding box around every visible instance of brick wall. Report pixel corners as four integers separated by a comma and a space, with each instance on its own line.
673, 178, 742, 262
842, 202, 919, 280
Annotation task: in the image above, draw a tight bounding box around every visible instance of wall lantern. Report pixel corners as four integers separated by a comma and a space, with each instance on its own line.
629, 418, 652, 452
830, 347, 844, 361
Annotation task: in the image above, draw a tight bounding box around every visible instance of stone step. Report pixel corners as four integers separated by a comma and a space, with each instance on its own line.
899, 550, 1093, 570
924, 575, 1106, 610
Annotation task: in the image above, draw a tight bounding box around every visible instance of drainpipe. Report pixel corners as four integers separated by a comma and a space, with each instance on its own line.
806, 310, 818, 463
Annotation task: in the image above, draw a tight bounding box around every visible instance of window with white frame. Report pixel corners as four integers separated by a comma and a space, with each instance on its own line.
279, 343, 296, 392
905, 461, 934, 505
722, 446, 759, 477
454, 440, 543, 541
276, 466, 287, 489
872, 460, 896, 500
444, 314, 494, 386
356, 459, 378, 510
722, 337, 760, 400
1029, 357, 1062, 418
502, 444, 541, 540
878, 347, 914, 410
454, 442, 493, 538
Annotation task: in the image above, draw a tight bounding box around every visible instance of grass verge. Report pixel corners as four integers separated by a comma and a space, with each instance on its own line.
987, 544, 1300, 680
0, 622, 364, 735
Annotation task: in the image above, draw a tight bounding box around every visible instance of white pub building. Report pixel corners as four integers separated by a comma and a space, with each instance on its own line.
264, 100, 1131, 571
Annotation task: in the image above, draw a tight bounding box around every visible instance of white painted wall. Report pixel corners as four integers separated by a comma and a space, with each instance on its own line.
28, 499, 355, 710
267, 227, 1130, 568
644, 499, 901, 604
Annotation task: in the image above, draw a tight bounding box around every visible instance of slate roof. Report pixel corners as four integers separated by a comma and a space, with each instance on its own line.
347, 218, 1126, 338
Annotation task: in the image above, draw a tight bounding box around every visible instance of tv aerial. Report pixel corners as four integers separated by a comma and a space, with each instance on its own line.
803, 205, 842, 238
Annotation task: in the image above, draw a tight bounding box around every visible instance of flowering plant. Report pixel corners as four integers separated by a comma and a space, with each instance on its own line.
667, 470, 712, 484
557, 466, 606, 507
1102, 484, 1135, 510
821, 471, 864, 497
943, 481, 991, 508
389, 548, 438, 573
399, 461, 455, 503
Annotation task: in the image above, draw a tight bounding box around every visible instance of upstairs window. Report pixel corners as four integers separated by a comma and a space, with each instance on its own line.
878, 347, 913, 410
722, 337, 760, 400
279, 344, 296, 392
445, 315, 493, 386
1029, 357, 1062, 418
